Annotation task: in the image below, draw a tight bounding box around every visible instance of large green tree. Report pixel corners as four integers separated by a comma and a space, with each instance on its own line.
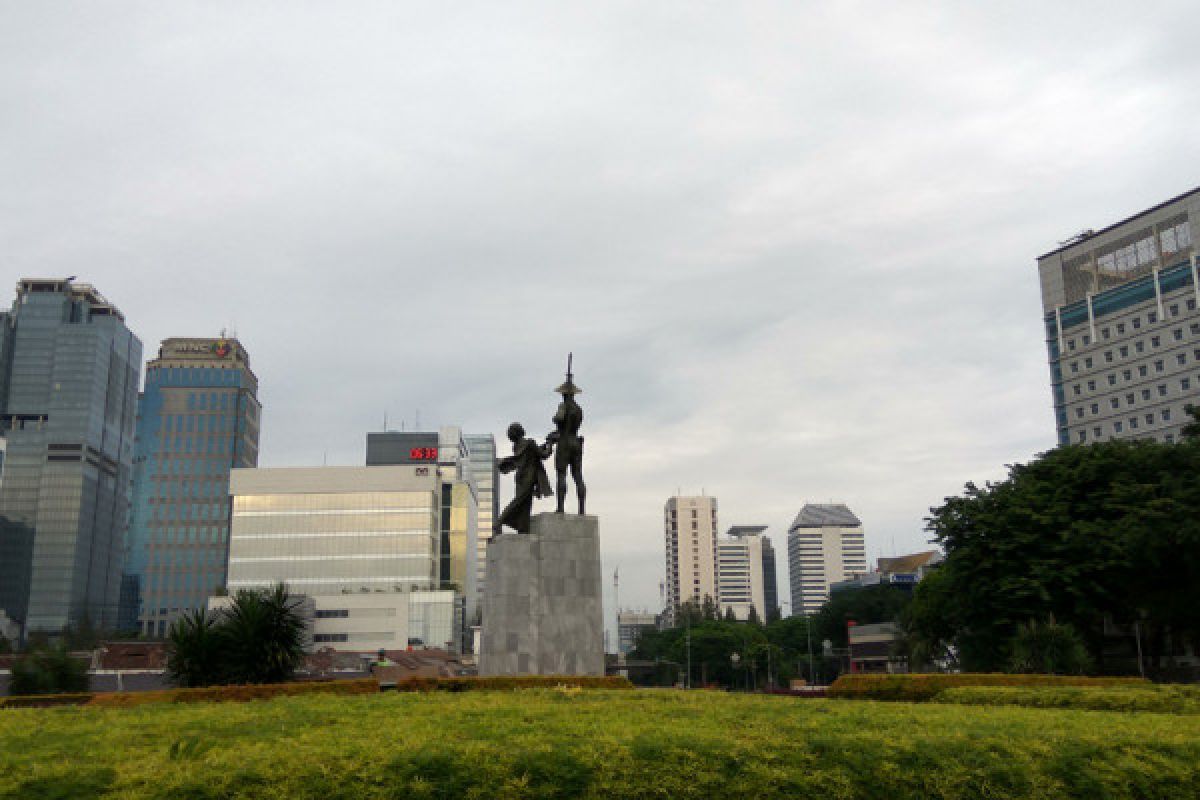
914, 437, 1200, 673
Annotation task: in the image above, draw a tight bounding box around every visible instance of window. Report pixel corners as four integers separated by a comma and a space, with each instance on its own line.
1149, 312, 1158, 323
1104, 351, 1113, 363
1108, 374, 1117, 386
1122, 370, 1132, 381
1101, 328, 1111, 340
1090, 403, 1099, 414
1110, 398, 1119, 409
1073, 384, 1082, 396
1068, 339, 1077, 351
1152, 336, 1161, 347
313, 633, 349, 643
1165, 433, 1176, 443
1178, 353, 1188, 366
1183, 378, 1191, 391
1171, 304, 1180, 317
1142, 389, 1152, 401
1076, 408, 1085, 419
1093, 427, 1102, 438
1087, 380, 1097, 391
1126, 393, 1135, 405
1158, 385, 1168, 397
1130, 417, 1139, 429
1114, 421, 1124, 433
1189, 299, 1197, 311
1191, 323, 1200, 335
1133, 318, 1142, 330
1175, 329, 1184, 341
1117, 323, 1126, 334
1078, 430, 1087, 442
1136, 341, 1145, 353
1139, 366, 1148, 377
1119, 346, 1129, 358
1083, 334, 1091, 345
1145, 414, 1154, 425
1155, 360, 1165, 373
1085, 357, 1094, 368
1071, 362, 1079, 373
1162, 409, 1172, 422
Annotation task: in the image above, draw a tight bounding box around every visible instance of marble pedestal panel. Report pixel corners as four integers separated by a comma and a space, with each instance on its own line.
479, 513, 603, 676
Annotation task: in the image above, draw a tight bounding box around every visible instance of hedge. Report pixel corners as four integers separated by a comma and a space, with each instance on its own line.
388, 675, 633, 692
935, 685, 1200, 714
1, 678, 379, 710
827, 672, 1149, 702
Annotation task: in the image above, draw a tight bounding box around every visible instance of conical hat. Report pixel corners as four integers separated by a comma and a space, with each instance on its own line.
555, 378, 582, 395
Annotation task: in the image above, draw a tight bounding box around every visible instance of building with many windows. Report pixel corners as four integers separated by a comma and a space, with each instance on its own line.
1038, 188, 1199, 444
222, 465, 468, 653
716, 525, 776, 621
787, 503, 866, 615
0, 279, 141, 637
616, 610, 659, 656
120, 337, 260, 636
462, 433, 497, 617
663, 495, 718, 620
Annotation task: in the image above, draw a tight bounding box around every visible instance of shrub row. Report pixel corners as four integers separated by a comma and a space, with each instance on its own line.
1, 678, 379, 710
827, 672, 1149, 702
388, 675, 633, 692
935, 685, 1200, 714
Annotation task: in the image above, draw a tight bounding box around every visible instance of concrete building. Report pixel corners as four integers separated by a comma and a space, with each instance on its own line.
1038, 188, 1200, 444
0, 279, 141, 636
716, 525, 772, 621
222, 465, 467, 653
787, 503, 867, 615
462, 433, 497, 617
617, 610, 658, 656
830, 550, 943, 594
663, 495, 718, 619
120, 337, 260, 637
365, 427, 485, 626
848, 622, 903, 674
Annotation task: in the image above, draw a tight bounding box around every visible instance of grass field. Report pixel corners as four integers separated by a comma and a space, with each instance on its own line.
3, 688, 1200, 799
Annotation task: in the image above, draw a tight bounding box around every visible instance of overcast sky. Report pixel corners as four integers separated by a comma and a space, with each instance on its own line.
3, 3, 1198, 618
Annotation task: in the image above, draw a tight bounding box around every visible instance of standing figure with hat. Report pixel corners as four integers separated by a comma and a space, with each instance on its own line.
548, 353, 586, 515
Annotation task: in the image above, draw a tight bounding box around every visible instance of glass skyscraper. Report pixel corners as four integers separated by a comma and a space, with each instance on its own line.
462, 433, 497, 617
0, 279, 141, 637
120, 337, 260, 636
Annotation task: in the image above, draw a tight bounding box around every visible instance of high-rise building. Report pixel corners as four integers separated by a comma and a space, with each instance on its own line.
223, 465, 464, 653
716, 525, 772, 621
787, 503, 866, 615
119, 337, 260, 636
0, 279, 141, 636
462, 433, 497, 616
1037, 188, 1199, 445
663, 495, 718, 618
365, 427, 481, 625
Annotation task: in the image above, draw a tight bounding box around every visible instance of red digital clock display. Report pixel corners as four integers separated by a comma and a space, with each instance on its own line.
410, 447, 438, 461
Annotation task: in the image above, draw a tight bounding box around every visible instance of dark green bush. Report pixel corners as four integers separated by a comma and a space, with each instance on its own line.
8, 645, 90, 696
1008, 620, 1092, 675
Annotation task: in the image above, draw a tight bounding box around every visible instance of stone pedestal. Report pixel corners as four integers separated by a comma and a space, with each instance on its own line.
479, 513, 603, 676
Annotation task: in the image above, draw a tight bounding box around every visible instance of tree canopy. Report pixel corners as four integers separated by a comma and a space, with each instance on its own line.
911, 436, 1200, 674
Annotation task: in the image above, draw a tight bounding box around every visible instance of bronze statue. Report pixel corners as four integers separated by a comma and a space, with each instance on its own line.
548, 353, 586, 515
495, 422, 554, 534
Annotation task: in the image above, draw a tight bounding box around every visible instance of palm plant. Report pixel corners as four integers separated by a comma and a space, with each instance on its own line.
165, 609, 225, 688
220, 583, 307, 684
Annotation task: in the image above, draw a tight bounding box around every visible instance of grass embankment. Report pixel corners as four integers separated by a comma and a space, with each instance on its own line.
936, 684, 1200, 715
3, 689, 1200, 799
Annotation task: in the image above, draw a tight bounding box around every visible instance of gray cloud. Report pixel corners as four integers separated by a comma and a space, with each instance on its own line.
3, 1, 1198, 617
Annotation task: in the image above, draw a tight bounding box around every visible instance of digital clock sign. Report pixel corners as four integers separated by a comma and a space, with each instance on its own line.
365, 432, 440, 466
409, 447, 438, 461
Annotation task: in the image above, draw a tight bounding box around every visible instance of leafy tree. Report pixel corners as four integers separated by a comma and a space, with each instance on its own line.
723, 606, 737, 622
9, 645, 89, 695
1184, 404, 1200, 440
1008, 618, 1091, 675
701, 595, 719, 621
914, 438, 1200, 673
765, 604, 782, 624
220, 584, 308, 685
746, 606, 762, 627
165, 609, 225, 688
0, 634, 11, 655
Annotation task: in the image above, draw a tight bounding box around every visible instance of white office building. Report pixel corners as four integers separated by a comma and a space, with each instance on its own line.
716, 526, 770, 621
219, 465, 471, 653
787, 504, 867, 615
663, 495, 718, 619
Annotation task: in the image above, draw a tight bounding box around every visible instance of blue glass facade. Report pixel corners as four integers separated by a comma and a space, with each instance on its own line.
119, 338, 260, 636
0, 280, 141, 637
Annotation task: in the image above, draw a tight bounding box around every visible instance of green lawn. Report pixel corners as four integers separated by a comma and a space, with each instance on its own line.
2, 688, 1199, 799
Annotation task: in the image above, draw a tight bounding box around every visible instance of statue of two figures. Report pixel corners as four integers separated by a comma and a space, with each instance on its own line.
495, 355, 586, 535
